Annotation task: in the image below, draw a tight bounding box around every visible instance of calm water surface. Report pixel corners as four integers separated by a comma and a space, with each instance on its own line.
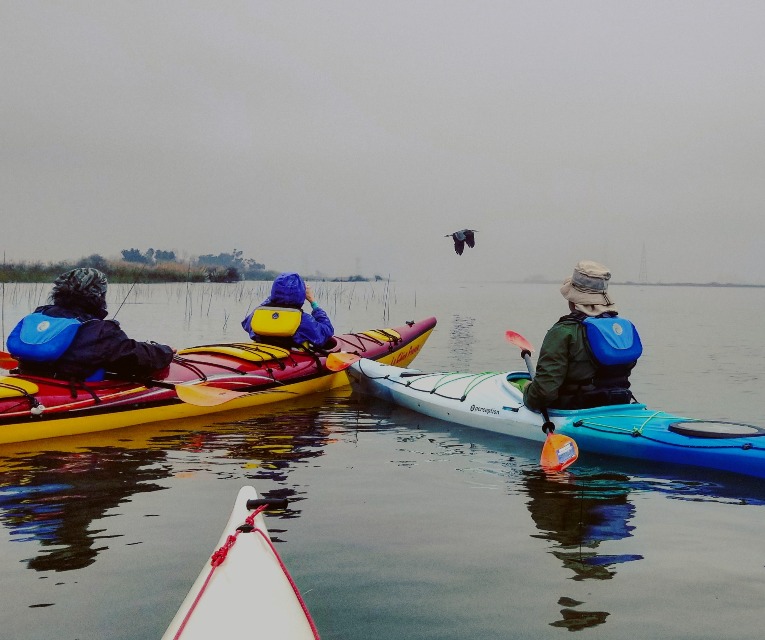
1, 281, 764, 639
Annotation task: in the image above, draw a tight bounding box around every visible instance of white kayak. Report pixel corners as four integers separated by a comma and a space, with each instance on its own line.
348, 358, 765, 479
162, 486, 320, 640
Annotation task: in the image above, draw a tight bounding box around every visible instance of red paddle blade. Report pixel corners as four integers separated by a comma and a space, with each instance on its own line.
505, 331, 534, 353
540, 433, 579, 471
0, 352, 19, 369
325, 352, 361, 372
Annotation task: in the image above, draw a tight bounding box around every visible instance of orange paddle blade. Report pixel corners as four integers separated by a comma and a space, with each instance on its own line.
540, 433, 579, 471
325, 352, 361, 372
505, 331, 534, 353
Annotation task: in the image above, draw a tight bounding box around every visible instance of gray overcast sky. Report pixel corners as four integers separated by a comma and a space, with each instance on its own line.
2, 1, 765, 284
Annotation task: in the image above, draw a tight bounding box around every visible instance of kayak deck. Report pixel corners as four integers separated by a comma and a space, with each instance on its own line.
0, 317, 436, 444
349, 359, 765, 480
162, 486, 319, 639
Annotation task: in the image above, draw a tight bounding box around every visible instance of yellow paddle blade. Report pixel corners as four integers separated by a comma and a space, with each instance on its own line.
540, 433, 579, 471
174, 384, 249, 407
325, 352, 361, 372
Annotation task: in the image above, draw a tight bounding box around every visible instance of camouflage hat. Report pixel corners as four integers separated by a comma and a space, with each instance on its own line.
51, 268, 108, 310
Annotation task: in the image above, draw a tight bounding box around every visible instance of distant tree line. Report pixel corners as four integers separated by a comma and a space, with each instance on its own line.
0, 248, 280, 283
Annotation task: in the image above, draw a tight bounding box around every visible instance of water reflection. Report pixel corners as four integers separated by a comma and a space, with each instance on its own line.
522, 470, 642, 630
0, 397, 342, 572
448, 314, 475, 371
0, 449, 169, 572
524, 470, 642, 580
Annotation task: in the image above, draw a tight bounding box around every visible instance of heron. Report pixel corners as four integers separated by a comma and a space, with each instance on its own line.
445, 229, 477, 255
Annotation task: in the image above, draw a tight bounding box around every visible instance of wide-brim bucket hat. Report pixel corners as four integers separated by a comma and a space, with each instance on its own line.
560, 260, 615, 307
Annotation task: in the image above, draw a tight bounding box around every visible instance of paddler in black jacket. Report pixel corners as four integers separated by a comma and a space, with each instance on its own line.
523, 260, 641, 411
9, 267, 174, 381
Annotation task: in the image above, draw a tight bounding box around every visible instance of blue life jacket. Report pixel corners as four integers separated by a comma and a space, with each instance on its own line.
7, 313, 83, 362
582, 316, 642, 366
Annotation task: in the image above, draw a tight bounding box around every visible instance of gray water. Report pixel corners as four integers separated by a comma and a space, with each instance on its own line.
1, 281, 764, 639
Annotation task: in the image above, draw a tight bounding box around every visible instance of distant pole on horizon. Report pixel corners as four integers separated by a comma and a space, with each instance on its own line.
639, 243, 648, 284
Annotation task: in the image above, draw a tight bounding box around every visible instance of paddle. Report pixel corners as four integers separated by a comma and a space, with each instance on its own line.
325, 351, 362, 372
0, 351, 18, 370
169, 382, 252, 407
504, 330, 579, 472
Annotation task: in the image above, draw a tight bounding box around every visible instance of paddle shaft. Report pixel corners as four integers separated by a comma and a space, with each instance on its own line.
514, 340, 555, 435
507, 329, 578, 469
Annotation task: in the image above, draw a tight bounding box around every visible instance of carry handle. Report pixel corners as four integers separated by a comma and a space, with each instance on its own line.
246, 497, 289, 511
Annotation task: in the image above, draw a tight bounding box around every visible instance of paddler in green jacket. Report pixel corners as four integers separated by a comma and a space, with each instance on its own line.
523, 261, 640, 411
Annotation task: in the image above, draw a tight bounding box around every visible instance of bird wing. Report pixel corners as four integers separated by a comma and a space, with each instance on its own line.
464, 230, 475, 248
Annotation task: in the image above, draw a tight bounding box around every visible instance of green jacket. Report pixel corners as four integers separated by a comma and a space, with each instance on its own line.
522, 314, 598, 411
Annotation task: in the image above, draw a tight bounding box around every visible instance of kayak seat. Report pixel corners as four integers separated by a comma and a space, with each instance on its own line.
505, 371, 531, 391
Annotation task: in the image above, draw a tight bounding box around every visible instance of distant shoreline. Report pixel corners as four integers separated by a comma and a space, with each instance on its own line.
517, 280, 765, 289
618, 281, 765, 288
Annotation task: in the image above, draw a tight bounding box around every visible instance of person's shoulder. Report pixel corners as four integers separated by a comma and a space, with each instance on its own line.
83, 318, 122, 338
32, 304, 66, 316
553, 313, 583, 327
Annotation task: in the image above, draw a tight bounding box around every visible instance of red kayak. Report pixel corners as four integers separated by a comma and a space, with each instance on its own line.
0, 317, 436, 444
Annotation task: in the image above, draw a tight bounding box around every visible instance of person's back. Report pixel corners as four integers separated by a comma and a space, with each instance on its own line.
9, 268, 174, 381
241, 272, 334, 349
522, 261, 640, 411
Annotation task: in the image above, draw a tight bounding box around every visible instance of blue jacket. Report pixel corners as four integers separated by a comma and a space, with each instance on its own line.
241, 272, 334, 348
14, 304, 174, 381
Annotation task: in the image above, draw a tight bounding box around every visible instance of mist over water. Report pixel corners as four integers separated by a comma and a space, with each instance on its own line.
0, 281, 764, 639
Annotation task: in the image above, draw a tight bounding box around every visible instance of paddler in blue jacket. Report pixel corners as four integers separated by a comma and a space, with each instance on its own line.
9, 267, 175, 381
241, 272, 335, 348
523, 261, 641, 411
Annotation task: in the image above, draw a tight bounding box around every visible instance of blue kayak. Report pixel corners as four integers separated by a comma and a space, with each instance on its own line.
349, 359, 765, 480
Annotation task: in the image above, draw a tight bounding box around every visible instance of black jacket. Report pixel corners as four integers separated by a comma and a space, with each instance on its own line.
16, 304, 174, 381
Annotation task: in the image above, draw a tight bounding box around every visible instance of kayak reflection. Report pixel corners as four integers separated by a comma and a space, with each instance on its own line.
0, 401, 340, 573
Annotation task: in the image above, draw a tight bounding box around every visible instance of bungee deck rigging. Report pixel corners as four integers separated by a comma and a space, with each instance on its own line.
0, 317, 436, 445
349, 359, 765, 480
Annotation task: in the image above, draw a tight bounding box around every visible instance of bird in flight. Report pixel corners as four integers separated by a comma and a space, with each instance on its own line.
445, 229, 477, 255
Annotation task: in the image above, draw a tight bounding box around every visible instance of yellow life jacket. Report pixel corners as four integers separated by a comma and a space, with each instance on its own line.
249, 306, 302, 338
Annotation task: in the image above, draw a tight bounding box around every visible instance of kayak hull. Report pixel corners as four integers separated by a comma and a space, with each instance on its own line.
0, 317, 436, 444
162, 486, 318, 640
349, 359, 765, 480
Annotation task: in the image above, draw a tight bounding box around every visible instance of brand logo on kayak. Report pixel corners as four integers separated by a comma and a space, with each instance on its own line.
37, 321, 50, 332
390, 343, 421, 366
612, 322, 623, 335
470, 404, 500, 416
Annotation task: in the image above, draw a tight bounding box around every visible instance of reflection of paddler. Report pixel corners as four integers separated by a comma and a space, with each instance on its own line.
522, 470, 644, 631
523, 470, 642, 581
0, 447, 169, 572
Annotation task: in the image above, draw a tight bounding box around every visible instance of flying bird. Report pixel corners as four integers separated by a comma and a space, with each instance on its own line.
445, 229, 477, 255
